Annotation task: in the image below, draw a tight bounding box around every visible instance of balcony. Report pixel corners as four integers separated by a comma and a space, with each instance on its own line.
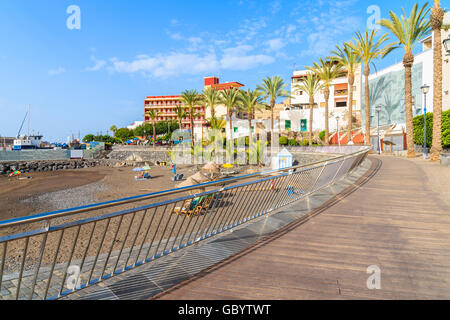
334, 90, 348, 97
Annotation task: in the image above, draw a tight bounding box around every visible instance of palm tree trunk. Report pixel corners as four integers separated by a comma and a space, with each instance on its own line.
153, 120, 156, 150
324, 87, 330, 145
248, 117, 252, 142
309, 97, 314, 146
347, 73, 355, 144
270, 99, 275, 146
430, 2, 444, 161
364, 65, 371, 146
404, 51, 416, 158
228, 108, 233, 142
190, 108, 194, 150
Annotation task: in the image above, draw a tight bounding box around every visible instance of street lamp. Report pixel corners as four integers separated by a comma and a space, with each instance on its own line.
443, 34, 450, 56
375, 105, 382, 154
421, 84, 430, 159
335, 114, 341, 147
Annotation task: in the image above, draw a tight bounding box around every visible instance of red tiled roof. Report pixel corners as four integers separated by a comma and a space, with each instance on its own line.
145, 95, 181, 99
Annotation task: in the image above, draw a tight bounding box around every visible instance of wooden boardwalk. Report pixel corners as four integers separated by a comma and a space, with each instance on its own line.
154, 156, 450, 300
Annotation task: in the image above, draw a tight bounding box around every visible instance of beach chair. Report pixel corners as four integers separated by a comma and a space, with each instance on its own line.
172, 196, 203, 218
172, 194, 215, 218
190, 194, 216, 217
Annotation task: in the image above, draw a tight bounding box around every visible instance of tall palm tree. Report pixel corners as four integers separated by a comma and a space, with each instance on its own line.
307, 58, 345, 145
349, 30, 396, 147
430, 0, 446, 161
220, 88, 241, 142
238, 89, 264, 142
110, 125, 117, 136
180, 90, 203, 149
175, 105, 187, 131
202, 87, 221, 119
145, 109, 160, 150
379, 3, 431, 158
331, 43, 362, 144
293, 73, 324, 146
257, 76, 291, 144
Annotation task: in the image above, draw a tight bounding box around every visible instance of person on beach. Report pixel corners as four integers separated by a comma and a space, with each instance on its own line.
172, 164, 177, 179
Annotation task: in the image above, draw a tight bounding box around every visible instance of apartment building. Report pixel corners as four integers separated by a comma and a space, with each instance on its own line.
144, 77, 244, 130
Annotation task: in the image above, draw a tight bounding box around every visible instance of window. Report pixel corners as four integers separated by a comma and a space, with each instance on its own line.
234, 127, 238, 133
285, 120, 291, 130
300, 119, 307, 132
336, 101, 347, 108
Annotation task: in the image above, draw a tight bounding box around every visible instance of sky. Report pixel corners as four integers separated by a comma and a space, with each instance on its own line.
0, 0, 449, 142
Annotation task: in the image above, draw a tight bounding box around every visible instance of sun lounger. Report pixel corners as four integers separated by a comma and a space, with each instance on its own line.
172, 194, 215, 218
135, 172, 151, 180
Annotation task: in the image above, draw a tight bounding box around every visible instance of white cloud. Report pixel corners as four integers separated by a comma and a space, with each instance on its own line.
85, 56, 107, 72
48, 67, 65, 76
270, 0, 281, 14
109, 52, 220, 78
220, 45, 275, 70
170, 33, 183, 41
104, 44, 275, 78
266, 38, 286, 52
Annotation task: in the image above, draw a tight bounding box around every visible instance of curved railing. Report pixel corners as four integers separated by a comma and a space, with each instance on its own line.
0, 146, 369, 300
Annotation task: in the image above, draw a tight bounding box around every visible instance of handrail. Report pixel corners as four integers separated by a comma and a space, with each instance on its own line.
0, 147, 368, 228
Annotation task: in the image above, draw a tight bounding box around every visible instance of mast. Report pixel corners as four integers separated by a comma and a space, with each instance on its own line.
28, 105, 30, 137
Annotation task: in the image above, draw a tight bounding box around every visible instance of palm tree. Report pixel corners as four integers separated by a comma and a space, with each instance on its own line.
293, 73, 324, 146
238, 89, 264, 142
110, 125, 117, 136
206, 116, 226, 131
379, 3, 431, 158
430, 1, 446, 161
257, 76, 291, 143
331, 43, 361, 144
175, 105, 187, 131
348, 30, 396, 147
220, 88, 241, 142
145, 109, 160, 150
307, 58, 345, 145
180, 90, 203, 149
202, 87, 221, 119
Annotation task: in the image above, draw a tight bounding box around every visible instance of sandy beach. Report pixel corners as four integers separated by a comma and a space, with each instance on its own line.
0, 165, 193, 221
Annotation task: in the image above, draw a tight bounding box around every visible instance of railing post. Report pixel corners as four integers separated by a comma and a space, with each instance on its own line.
270, 172, 292, 211
310, 162, 328, 193
331, 157, 346, 184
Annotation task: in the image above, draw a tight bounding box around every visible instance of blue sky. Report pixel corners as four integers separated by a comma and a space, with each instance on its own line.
0, 0, 448, 142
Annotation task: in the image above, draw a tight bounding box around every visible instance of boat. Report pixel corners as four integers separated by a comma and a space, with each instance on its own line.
13, 134, 44, 150
12, 105, 45, 150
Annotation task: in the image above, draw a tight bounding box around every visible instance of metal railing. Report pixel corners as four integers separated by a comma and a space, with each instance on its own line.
0, 147, 369, 300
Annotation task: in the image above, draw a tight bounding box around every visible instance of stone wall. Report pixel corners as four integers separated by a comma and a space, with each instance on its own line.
0, 159, 115, 176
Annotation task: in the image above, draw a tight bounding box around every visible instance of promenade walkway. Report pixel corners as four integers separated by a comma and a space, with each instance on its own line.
155, 156, 450, 300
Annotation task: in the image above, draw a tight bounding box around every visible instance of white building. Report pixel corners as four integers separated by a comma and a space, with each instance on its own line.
127, 121, 144, 130
288, 64, 363, 134
364, 17, 450, 130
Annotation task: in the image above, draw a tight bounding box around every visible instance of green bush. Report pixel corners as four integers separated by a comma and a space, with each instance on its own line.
279, 136, 288, 145
413, 110, 450, 148
288, 139, 299, 146
319, 130, 326, 141
300, 139, 309, 146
